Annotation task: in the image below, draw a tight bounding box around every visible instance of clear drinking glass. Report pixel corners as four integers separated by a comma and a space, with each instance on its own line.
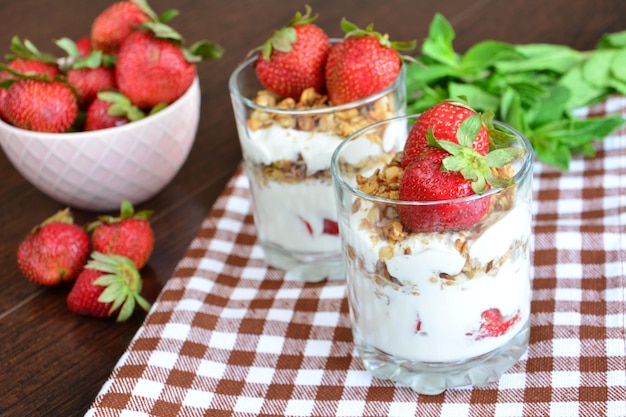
331, 114, 534, 394
229, 56, 406, 282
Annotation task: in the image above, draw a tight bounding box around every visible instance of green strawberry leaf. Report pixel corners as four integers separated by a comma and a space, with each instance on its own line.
483, 147, 526, 167
88, 252, 151, 322
131, 0, 159, 21
271, 27, 297, 53
159, 9, 179, 23
7, 36, 57, 64
186, 41, 224, 62
55, 37, 80, 58
143, 21, 184, 43
456, 114, 482, 148
289, 4, 318, 27
98, 91, 146, 122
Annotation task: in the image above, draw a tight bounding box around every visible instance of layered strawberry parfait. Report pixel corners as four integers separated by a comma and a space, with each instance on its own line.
229, 7, 413, 281
331, 100, 534, 394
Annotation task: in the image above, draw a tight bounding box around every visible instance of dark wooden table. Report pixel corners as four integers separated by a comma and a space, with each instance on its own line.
0, 1, 623, 416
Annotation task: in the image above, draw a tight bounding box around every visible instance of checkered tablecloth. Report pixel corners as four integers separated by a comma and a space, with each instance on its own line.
86, 97, 626, 417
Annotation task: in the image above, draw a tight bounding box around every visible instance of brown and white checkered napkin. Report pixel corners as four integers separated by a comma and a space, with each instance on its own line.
86, 97, 626, 417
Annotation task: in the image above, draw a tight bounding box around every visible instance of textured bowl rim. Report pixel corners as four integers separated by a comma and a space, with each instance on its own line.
0, 75, 200, 141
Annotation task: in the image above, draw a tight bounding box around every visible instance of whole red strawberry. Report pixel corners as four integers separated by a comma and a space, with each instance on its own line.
88, 199, 154, 269
254, 5, 331, 100
56, 37, 118, 107
84, 91, 146, 131
112, 4, 222, 109
325, 19, 415, 105
0, 37, 62, 121
0, 57, 60, 81
116, 30, 195, 108
85, 97, 130, 131
402, 100, 490, 168
17, 208, 90, 286
67, 65, 116, 107
3, 78, 78, 133
0, 58, 62, 121
2, 36, 60, 80
399, 147, 491, 232
90, 0, 151, 54
67, 252, 152, 321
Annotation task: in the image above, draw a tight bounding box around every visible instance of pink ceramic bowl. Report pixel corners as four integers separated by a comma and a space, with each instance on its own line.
0, 77, 200, 211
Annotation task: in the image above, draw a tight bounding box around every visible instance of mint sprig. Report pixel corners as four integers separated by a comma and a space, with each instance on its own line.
406, 13, 626, 171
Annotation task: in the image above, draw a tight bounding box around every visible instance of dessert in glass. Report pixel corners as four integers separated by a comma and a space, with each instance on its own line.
331, 108, 533, 394
229, 57, 406, 282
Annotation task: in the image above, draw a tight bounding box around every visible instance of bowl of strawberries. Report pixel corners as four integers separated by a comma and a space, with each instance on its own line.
0, 0, 223, 211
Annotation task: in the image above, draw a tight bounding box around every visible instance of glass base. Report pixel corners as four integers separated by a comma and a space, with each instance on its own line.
260, 241, 345, 282
354, 320, 530, 395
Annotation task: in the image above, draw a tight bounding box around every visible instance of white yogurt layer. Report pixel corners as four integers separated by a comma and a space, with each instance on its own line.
248, 177, 341, 253
345, 200, 532, 363
241, 120, 407, 254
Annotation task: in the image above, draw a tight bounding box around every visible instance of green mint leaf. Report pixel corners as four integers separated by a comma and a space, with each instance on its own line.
448, 82, 500, 112
495, 43, 582, 74
405, 61, 456, 86
459, 40, 519, 75
530, 135, 572, 171
611, 49, 626, 83
596, 30, 626, 49
421, 13, 458, 68
528, 84, 570, 128
607, 78, 626, 96
558, 65, 608, 110
582, 49, 615, 89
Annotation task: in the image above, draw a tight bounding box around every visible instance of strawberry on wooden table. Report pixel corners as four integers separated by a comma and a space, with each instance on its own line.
325, 19, 416, 105
67, 251, 152, 321
17, 208, 90, 286
88, 199, 155, 269
253, 5, 331, 100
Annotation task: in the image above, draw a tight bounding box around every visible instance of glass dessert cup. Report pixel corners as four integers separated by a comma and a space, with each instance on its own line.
331, 114, 534, 394
229, 54, 406, 282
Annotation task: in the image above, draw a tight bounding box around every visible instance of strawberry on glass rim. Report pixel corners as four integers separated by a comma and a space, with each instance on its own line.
398, 101, 525, 233
253, 5, 331, 100
324, 18, 416, 105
